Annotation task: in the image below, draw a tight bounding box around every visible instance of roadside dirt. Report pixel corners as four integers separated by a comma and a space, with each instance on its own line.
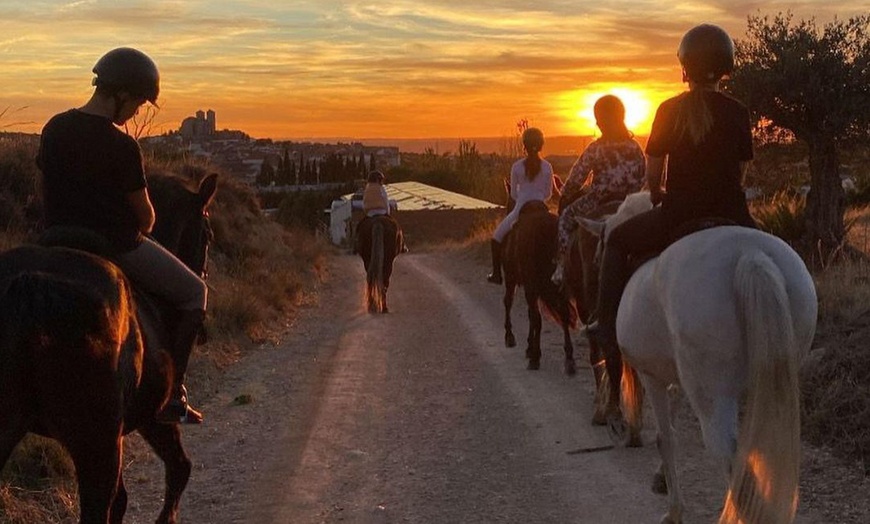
119, 248, 869, 523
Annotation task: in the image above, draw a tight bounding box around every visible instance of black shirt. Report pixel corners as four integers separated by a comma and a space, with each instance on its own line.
646, 91, 753, 226
37, 109, 147, 252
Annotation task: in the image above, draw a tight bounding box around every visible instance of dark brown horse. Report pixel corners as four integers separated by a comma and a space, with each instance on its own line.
357, 215, 402, 313
502, 201, 578, 373
0, 172, 217, 524
562, 200, 624, 425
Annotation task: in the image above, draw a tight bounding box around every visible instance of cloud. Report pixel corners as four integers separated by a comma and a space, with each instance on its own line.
2, 0, 867, 137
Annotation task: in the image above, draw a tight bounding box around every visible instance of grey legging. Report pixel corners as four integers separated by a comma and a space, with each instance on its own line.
115, 236, 207, 311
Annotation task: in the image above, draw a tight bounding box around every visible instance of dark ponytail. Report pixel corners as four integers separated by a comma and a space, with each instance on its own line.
521, 127, 545, 181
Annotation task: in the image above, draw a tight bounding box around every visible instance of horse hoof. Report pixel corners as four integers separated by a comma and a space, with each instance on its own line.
505, 333, 516, 348
607, 413, 628, 444
527, 359, 540, 370
659, 513, 680, 524
564, 359, 577, 376
651, 471, 668, 495
591, 409, 608, 426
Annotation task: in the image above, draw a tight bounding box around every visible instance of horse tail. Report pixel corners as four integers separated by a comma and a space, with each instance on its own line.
367, 220, 385, 310
620, 360, 644, 434
0, 274, 38, 381
538, 284, 578, 329
720, 251, 801, 524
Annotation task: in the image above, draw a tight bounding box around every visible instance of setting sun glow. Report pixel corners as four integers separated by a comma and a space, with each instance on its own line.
562, 87, 657, 137
0, 3, 863, 141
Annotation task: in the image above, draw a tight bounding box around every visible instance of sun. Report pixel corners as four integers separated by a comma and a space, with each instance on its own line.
561, 86, 657, 137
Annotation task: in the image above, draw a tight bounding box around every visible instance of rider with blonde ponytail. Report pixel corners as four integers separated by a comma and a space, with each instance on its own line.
487, 127, 554, 284
587, 24, 757, 347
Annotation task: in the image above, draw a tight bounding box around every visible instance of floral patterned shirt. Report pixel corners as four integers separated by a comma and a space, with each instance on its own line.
562, 137, 645, 204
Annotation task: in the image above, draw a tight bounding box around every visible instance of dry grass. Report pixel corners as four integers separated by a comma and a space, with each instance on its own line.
804, 212, 870, 473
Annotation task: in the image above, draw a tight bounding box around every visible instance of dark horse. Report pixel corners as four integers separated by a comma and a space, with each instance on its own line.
561, 200, 625, 425
357, 215, 402, 313
502, 201, 578, 373
0, 172, 217, 524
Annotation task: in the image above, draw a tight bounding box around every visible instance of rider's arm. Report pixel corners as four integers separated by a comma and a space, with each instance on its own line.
646, 155, 665, 205
562, 148, 593, 198
127, 187, 156, 234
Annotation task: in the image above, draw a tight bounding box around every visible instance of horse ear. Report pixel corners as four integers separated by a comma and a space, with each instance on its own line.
199, 173, 218, 208
578, 217, 606, 237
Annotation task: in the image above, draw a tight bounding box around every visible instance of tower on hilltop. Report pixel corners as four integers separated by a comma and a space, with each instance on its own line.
179, 109, 216, 139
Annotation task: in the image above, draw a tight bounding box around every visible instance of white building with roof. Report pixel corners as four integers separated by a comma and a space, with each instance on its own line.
328, 181, 501, 247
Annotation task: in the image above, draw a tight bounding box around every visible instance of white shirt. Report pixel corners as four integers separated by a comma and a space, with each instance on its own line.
510, 157, 554, 206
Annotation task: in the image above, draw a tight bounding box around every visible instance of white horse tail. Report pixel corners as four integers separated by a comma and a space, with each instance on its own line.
720, 251, 801, 524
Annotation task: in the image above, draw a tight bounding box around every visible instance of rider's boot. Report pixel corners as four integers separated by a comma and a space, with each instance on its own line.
158, 308, 205, 424
486, 239, 503, 284
585, 243, 629, 350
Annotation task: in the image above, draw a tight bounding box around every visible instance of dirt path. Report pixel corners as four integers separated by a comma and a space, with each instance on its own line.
120, 249, 867, 523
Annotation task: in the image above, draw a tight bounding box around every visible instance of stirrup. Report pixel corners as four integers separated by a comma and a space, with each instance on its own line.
157, 398, 204, 425
486, 272, 502, 285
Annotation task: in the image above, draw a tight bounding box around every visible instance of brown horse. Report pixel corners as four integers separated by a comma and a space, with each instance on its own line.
357, 215, 402, 313
562, 200, 626, 425
0, 172, 217, 524
501, 201, 578, 373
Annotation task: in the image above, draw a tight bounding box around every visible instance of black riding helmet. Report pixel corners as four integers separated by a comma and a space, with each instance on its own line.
368, 170, 385, 183
677, 24, 734, 83
92, 47, 160, 104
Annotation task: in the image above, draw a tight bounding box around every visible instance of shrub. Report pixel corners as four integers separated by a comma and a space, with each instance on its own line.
750, 191, 807, 244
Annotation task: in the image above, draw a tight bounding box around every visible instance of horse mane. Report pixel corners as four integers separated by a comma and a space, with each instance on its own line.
604, 191, 653, 240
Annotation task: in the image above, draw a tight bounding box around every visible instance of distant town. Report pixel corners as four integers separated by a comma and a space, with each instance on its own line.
144, 109, 401, 190
142, 109, 603, 188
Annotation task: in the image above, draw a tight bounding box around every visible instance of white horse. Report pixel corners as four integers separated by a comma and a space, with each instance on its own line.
581, 192, 818, 524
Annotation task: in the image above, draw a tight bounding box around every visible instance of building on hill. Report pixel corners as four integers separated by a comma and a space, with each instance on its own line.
179, 109, 216, 139
328, 181, 501, 248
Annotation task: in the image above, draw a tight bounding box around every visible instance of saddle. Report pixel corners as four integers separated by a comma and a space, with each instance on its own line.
518, 200, 550, 216
36, 226, 185, 348
628, 216, 740, 270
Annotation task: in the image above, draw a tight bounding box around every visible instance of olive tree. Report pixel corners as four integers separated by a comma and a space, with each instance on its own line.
727, 13, 870, 256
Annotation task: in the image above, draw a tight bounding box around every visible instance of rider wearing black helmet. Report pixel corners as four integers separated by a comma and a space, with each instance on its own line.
37, 47, 206, 424
586, 24, 756, 348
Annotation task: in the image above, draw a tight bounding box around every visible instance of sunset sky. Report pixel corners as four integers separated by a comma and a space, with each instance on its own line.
0, 1, 865, 140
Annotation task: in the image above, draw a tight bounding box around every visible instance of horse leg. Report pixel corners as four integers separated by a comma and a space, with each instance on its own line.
525, 289, 541, 370
503, 279, 516, 348
63, 430, 123, 524
694, 390, 739, 483
646, 377, 683, 524
588, 340, 609, 426
560, 302, 576, 376
602, 341, 624, 420
110, 471, 128, 524
138, 422, 192, 524
0, 414, 29, 471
